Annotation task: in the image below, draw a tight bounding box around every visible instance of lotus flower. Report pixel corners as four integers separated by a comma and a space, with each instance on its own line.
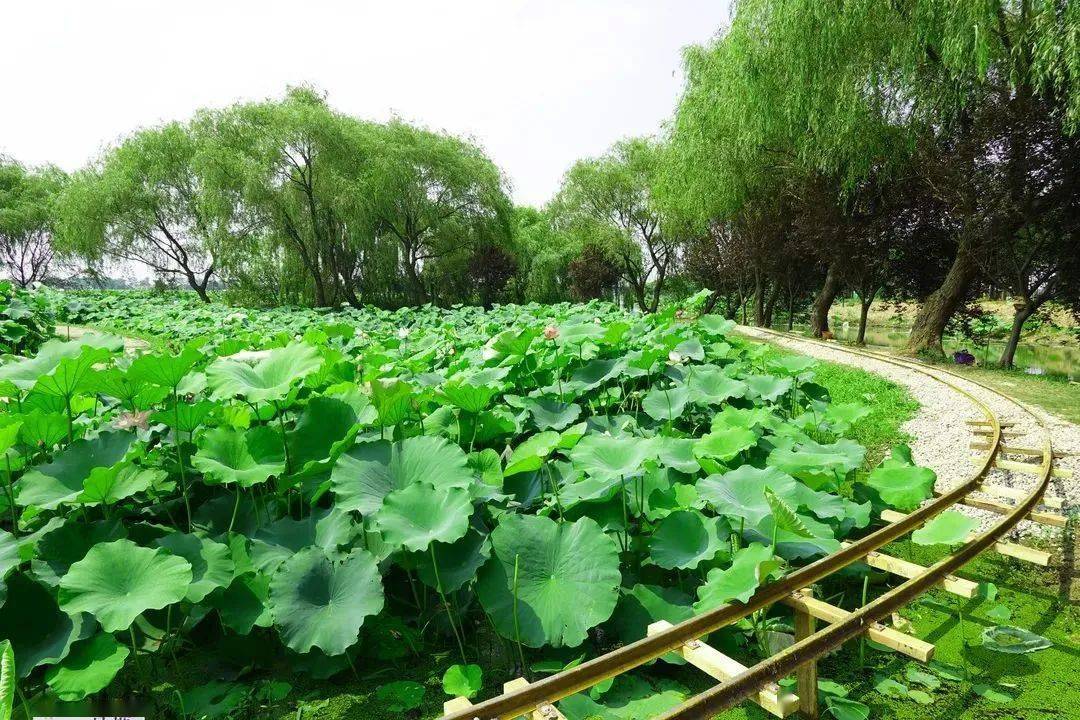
543, 325, 559, 340
668, 350, 683, 365
397, 327, 410, 339
115, 410, 151, 431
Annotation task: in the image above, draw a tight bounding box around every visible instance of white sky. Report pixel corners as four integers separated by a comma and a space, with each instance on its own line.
0, 1, 731, 207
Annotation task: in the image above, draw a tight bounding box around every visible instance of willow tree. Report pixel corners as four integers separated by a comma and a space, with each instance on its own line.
367, 121, 513, 306
551, 138, 679, 313
196, 88, 384, 307
0, 160, 66, 287
56, 122, 244, 301
671, 0, 1080, 354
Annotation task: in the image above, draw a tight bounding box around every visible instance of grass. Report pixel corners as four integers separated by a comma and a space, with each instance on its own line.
917, 359, 1080, 425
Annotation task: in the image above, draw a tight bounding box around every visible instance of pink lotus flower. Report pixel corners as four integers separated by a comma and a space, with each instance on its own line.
115, 410, 151, 431
543, 325, 559, 340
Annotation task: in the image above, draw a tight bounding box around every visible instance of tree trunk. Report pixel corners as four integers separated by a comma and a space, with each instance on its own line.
999, 302, 1032, 368
903, 239, 979, 356
810, 263, 841, 337
753, 270, 766, 326
763, 282, 779, 328
786, 290, 795, 331
856, 299, 871, 345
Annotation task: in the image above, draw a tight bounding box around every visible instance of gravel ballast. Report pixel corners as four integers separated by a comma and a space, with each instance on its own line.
738, 327, 1078, 541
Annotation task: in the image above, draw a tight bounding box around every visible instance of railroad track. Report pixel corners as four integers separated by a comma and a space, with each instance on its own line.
441, 327, 1064, 720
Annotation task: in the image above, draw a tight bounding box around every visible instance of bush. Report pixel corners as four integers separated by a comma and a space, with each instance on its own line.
0, 281, 55, 356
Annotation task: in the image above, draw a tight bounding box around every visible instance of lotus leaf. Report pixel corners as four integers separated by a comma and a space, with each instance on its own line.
44, 633, 129, 701
477, 515, 620, 647
376, 482, 472, 552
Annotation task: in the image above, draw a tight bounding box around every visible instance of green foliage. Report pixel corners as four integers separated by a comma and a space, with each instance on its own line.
0, 290, 948, 711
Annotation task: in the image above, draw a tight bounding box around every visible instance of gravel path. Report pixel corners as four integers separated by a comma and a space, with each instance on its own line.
738, 327, 1078, 545
55, 324, 149, 353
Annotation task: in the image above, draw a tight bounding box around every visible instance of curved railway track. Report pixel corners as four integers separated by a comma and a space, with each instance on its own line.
441, 327, 1062, 720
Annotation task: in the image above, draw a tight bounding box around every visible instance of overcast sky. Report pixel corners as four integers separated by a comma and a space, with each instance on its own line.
0, 1, 730, 207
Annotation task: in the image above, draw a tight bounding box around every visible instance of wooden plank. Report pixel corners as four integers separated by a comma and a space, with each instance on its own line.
503, 678, 567, 720
958, 492, 1067, 527
780, 594, 934, 662
880, 509, 1052, 566
974, 482, 1063, 510
793, 590, 819, 720
647, 621, 798, 717
970, 443, 1065, 460
443, 696, 475, 715
970, 428, 1024, 438
843, 543, 977, 598
966, 419, 1013, 427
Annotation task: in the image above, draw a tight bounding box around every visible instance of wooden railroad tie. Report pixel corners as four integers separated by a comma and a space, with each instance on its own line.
841, 542, 978, 598
880, 508, 1052, 565
647, 620, 799, 718
443, 677, 567, 719
966, 455, 1073, 481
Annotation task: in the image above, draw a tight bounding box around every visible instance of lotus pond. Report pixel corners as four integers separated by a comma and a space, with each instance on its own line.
0, 291, 1047, 719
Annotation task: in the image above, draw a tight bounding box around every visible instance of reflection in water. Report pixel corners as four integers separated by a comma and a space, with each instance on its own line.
785, 323, 1078, 379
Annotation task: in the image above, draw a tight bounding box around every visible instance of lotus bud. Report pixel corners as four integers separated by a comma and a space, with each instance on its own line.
668, 350, 683, 365
543, 325, 559, 340
397, 327, 410, 339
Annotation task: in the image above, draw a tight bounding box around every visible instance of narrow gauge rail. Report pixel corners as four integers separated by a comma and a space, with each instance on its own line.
441, 328, 1063, 720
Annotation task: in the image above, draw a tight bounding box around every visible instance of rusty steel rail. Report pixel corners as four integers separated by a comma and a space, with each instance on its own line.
441, 330, 1032, 720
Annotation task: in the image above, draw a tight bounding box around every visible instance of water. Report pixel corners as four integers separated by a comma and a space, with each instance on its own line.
785, 323, 1078, 379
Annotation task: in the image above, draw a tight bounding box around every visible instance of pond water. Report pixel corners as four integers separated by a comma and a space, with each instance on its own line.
785, 323, 1079, 379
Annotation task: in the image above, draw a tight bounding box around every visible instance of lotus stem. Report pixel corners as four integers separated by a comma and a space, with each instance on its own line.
619, 475, 630, 553
858, 574, 869, 667
273, 401, 292, 477
512, 553, 527, 673
227, 489, 241, 533
4, 455, 18, 537
172, 389, 192, 531
430, 545, 467, 663
16, 683, 32, 720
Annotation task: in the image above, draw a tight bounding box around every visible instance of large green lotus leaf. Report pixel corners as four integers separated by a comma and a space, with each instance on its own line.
32, 347, 113, 400
980, 625, 1052, 654
0, 572, 86, 677
370, 378, 415, 427
693, 427, 758, 463
864, 462, 936, 511
711, 406, 781, 433
697, 315, 735, 336
415, 529, 490, 592
768, 355, 818, 377
653, 437, 701, 474
156, 532, 235, 603
18, 409, 68, 450
250, 508, 357, 574
375, 483, 472, 553
77, 464, 165, 506
610, 584, 694, 645
647, 510, 729, 570
642, 384, 690, 421
44, 633, 129, 701
912, 511, 978, 546
286, 397, 359, 472
767, 438, 865, 489
330, 436, 473, 515
29, 519, 126, 587
504, 431, 560, 476
742, 375, 793, 403
686, 368, 746, 406
0, 420, 20, 456
149, 399, 215, 433
695, 464, 799, 526
127, 346, 203, 388
570, 434, 654, 478
15, 431, 135, 510
467, 448, 503, 486
0, 335, 121, 390
268, 547, 383, 656
694, 543, 781, 613
58, 539, 192, 632
0, 639, 12, 718
524, 398, 581, 431
559, 675, 687, 720
207, 343, 322, 403
208, 572, 272, 634
440, 381, 499, 414
476, 515, 619, 648
823, 403, 871, 434
0, 531, 17, 582
193, 425, 285, 488
442, 663, 483, 699
746, 514, 841, 560
569, 358, 624, 392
